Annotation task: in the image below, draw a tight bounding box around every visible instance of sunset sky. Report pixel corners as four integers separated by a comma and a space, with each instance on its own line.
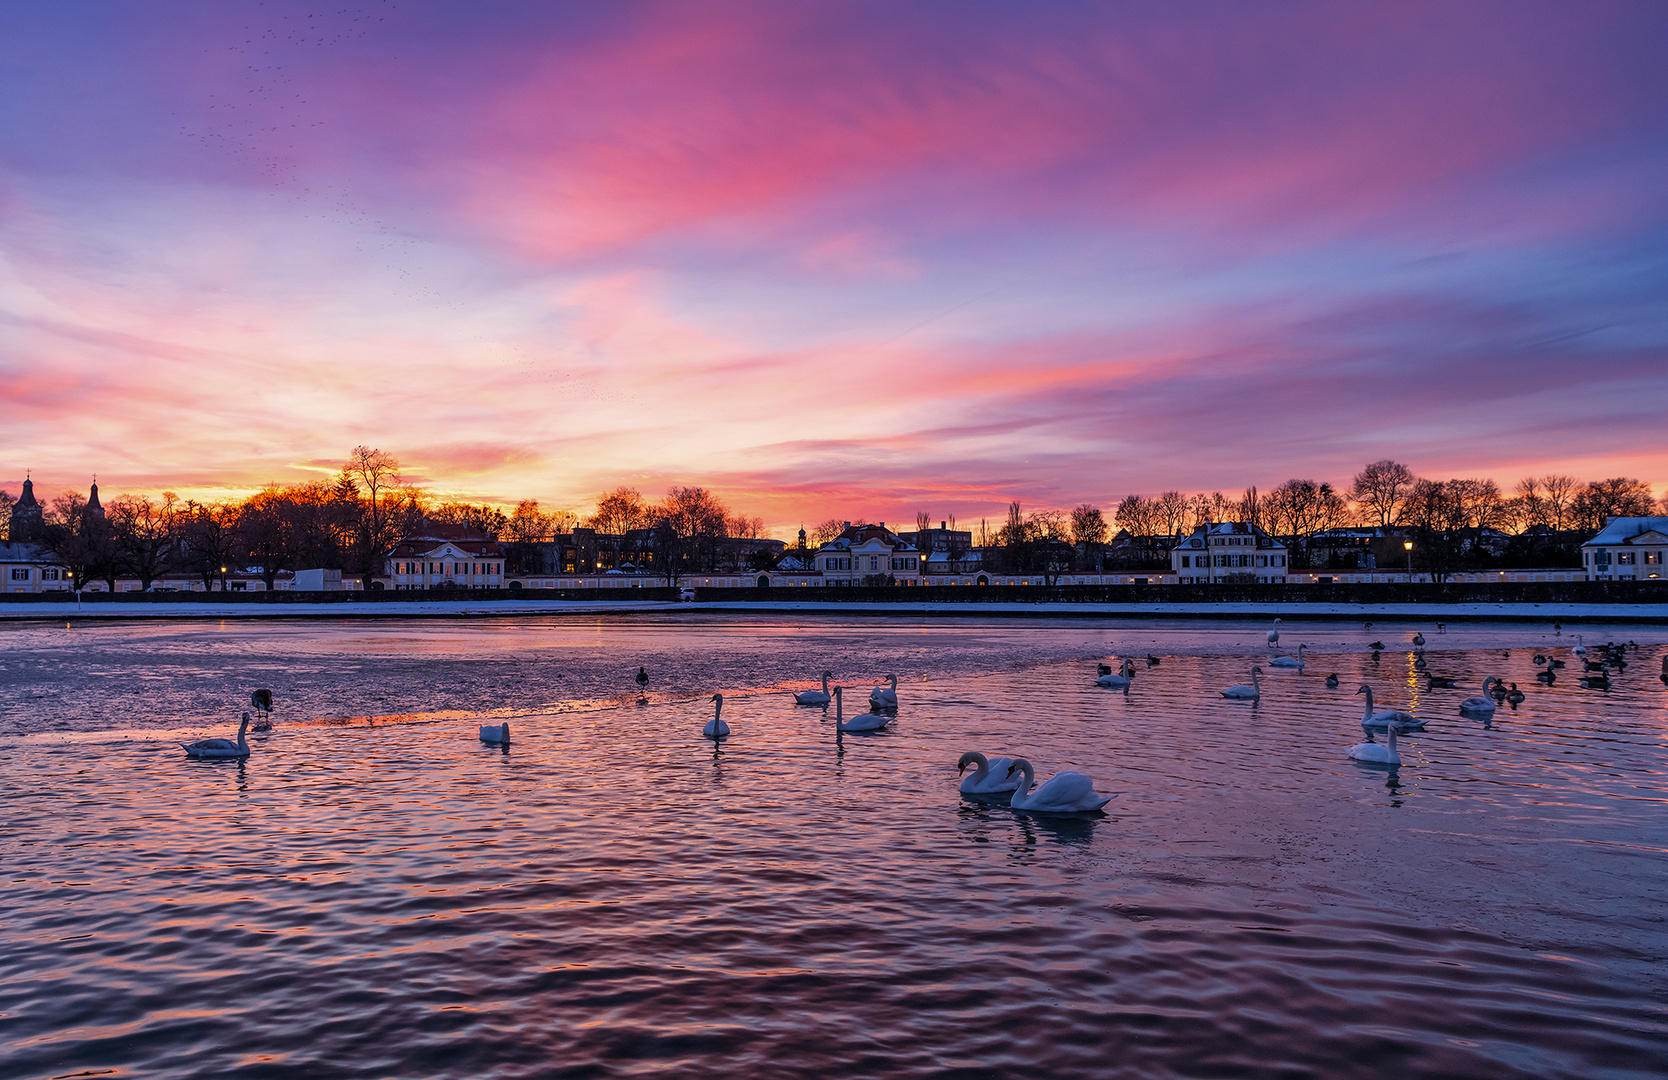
3, 1, 1666, 532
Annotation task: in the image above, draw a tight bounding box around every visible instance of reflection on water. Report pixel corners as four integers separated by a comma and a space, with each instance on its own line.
0, 616, 1665, 1078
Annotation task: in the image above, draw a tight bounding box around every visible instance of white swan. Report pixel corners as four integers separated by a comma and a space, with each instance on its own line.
704, 693, 729, 739
1572, 634, 1586, 658
832, 686, 893, 731
1459, 678, 1498, 715
479, 721, 511, 745
1096, 659, 1134, 688
1267, 618, 1281, 645
1357, 684, 1423, 730
1269, 643, 1307, 668
184, 713, 252, 759
958, 751, 1020, 795
1347, 720, 1402, 765
868, 673, 898, 707
794, 671, 834, 706
1005, 758, 1114, 813
1222, 666, 1262, 699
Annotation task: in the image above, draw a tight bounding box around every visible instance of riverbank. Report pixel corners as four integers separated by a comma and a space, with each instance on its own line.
2, 597, 1665, 623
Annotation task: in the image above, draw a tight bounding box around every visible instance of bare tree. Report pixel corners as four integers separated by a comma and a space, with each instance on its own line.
654, 486, 730, 583
1070, 504, 1107, 546
0, 489, 13, 542
1237, 486, 1262, 532
727, 514, 765, 539
1114, 495, 1161, 561
109, 492, 183, 590
1154, 490, 1188, 538
428, 502, 509, 536
341, 446, 414, 581
1349, 459, 1417, 527
810, 519, 845, 547
588, 487, 652, 534
1571, 478, 1656, 532
915, 511, 931, 534
1539, 474, 1580, 531
506, 500, 553, 543
43, 491, 106, 590
180, 499, 243, 591
1264, 479, 1348, 568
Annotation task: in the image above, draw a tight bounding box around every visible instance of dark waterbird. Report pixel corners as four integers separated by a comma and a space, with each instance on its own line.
1425, 674, 1457, 689
250, 688, 274, 731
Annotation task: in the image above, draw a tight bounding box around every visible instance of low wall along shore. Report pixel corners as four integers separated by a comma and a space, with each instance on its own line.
4, 580, 1664, 607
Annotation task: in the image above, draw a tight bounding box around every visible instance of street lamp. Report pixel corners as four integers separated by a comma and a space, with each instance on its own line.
1404, 541, 1413, 584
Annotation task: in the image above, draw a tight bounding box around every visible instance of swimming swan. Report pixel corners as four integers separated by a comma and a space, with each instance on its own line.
1459, 678, 1498, 715
1357, 684, 1423, 730
868, 673, 899, 707
832, 686, 893, 731
1096, 659, 1135, 687
1269, 643, 1307, 668
1347, 720, 1402, 765
794, 671, 834, 705
184, 713, 252, 759
1222, 666, 1262, 700
704, 693, 729, 739
958, 751, 1021, 795
1005, 758, 1114, 813
479, 721, 511, 745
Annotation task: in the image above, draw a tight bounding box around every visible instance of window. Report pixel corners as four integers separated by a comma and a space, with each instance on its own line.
9, 568, 28, 581
1181, 555, 1190, 568
1617, 552, 1634, 564
1647, 552, 1662, 565
43, 568, 59, 580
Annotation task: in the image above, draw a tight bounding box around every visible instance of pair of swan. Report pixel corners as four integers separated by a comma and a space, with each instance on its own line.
1269, 643, 1306, 668
1357, 684, 1423, 730
960, 752, 1113, 811
1096, 659, 1134, 688
832, 686, 894, 731
794, 671, 834, 705
1222, 667, 1262, 700
868, 674, 898, 708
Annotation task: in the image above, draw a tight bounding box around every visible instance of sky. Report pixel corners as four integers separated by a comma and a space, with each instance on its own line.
3, 0, 1666, 533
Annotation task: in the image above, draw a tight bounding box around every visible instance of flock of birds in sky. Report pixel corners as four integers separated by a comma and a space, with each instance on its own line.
182, 620, 1663, 810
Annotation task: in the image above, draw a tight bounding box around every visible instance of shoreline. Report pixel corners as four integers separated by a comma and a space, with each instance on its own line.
2, 598, 1665, 624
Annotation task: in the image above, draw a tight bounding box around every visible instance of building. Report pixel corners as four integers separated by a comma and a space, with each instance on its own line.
7, 476, 46, 542
812, 522, 922, 585
1, 541, 68, 594
384, 525, 504, 590
1170, 522, 1288, 584
1581, 517, 1668, 581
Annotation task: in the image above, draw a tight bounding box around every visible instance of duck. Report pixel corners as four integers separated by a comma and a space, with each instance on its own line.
1413, 655, 1427, 670
1580, 673, 1610, 690
831, 687, 894, 731
957, 751, 1021, 796
1268, 643, 1306, 669
1533, 654, 1547, 665
868, 673, 899, 708
1267, 618, 1281, 645
1367, 641, 1386, 652
1424, 673, 1457, 689
1436, 623, 1446, 634
479, 721, 511, 745
794, 671, 834, 706
1004, 758, 1114, 813
1489, 680, 1508, 701
183, 713, 252, 759
1096, 659, 1135, 688
1347, 720, 1402, 765
635, 666, 649, 689
1505, 683, 1525, 705
1222, 667, 1262, 700
1412, 632, 1426, 647
1146, 654, 1161, 667
1459, 679, 1498, 715
1535, 668, 1556, 683
1325, 673, 1339, 688
703, 693, 729, 739
1358, 684, 1423, 730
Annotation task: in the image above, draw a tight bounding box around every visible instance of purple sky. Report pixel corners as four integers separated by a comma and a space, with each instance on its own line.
3, 1, 1666, 531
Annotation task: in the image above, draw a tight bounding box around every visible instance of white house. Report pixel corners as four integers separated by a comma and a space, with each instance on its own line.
0, 542, 69, 594
385, 525, 504, 590
1581, 517, 1668, 581
813, 522, 922, 585
1170, 522, 1288, 584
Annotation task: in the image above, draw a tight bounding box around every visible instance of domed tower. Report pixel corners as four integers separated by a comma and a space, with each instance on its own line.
9, 475, 44, 542
84, 479, 105, 524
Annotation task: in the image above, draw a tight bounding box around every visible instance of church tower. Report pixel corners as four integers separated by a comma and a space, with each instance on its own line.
9, 475, 44, 542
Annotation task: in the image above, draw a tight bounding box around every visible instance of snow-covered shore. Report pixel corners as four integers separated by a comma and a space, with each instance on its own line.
2, 598, 1665, 623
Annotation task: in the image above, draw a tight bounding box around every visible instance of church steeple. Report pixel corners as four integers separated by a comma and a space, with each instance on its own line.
85, 477, 104, 521
9, 473, 44, 542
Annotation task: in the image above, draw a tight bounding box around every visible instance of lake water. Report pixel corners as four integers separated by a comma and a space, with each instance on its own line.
2, 613, 1665, 1079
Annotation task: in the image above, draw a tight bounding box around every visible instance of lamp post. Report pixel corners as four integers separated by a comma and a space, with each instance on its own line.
1404, 541, 1413, 584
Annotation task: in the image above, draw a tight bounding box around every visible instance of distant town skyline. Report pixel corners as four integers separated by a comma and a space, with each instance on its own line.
4, 2, 1666, 533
